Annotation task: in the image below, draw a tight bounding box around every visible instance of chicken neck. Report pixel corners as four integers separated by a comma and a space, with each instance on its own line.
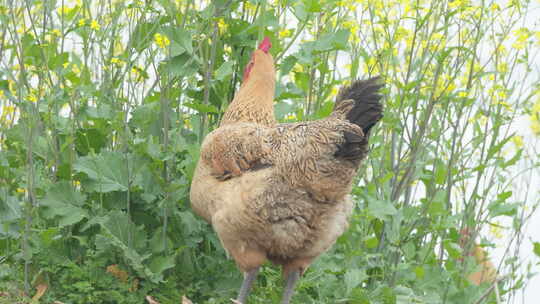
220, 73, 276, 127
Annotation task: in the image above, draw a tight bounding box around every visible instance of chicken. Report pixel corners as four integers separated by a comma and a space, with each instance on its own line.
459, 228, 498, 285
190, 37, 384, 304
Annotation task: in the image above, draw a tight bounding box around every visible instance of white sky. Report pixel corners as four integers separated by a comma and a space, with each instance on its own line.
1, 0, 539, 302
494, 1, 540, 302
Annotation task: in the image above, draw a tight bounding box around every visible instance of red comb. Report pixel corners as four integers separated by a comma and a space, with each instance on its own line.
258, 37, 271, 53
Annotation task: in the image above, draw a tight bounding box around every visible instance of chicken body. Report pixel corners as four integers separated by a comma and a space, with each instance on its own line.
192, 116, 361, 273
190, 38, 383, 303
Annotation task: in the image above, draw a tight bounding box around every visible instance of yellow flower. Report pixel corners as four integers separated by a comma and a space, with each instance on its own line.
52, 29, 62, 36
16, 188, 26, 193
342, 20, 359, 33
217, 18, 228, 34
458, 91, 468, 97
488, 74, 495, 81
7, 80, 16, 95
532, 98, 540, 113
110, 57, 124, 65
531, 115, 540, 135
27, 93, 38, 103
292, 63, 303, 73
511, 135, 523, 148
72, 64, 81, 74
57, 5, 73, 16
448, 0, 462, 9
78, 18, 86, 26
154, 33, 170, 49
285, 114, 296, 120
244, 1, 257, 13
330, 87, 339, 97
395, 27, 410, 41
279, 28, 292, 38
489, 222, 504, 239
432, 33, 444, 41
90, 20, 100, 31
0, 90, 4, 99
63, 62, 70, 69
512, 27, 530, 50
495, 44, 507, 56
473, 63, 483, 73
497, 63, 508, 73
131, 66, 146, 82
74, 180, 81, 187
3, 105, 15, 115
530, 98, 540, 135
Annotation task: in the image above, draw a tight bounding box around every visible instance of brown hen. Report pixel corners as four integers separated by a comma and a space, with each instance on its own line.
190, 37, 384, 304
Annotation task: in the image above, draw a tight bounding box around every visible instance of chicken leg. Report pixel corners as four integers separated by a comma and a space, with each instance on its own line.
281, 270, 300, 304
235, 268, 259, 304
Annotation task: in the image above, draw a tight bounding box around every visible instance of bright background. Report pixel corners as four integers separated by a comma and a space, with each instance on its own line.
0, 0, 539, 303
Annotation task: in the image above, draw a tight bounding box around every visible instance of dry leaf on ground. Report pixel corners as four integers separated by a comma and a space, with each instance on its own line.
182, 295, 194, 304
32, 283, 48, 301
106, 264, 129, 283
145, 295, 160, 304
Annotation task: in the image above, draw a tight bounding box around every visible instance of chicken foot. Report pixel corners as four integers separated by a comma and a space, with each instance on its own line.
235, 268, 259, 304
281, 270, 300, 304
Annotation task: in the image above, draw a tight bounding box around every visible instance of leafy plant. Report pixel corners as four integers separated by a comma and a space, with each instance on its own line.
1, 0, 539, 303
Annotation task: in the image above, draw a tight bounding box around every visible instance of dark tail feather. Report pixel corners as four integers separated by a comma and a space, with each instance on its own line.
334, 77, 384, 161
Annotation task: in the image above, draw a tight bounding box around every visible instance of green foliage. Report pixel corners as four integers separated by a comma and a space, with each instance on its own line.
0, 0, 539, 303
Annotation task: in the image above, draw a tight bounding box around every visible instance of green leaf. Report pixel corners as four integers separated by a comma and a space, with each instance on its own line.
40, 182, 88, 227
279, 55, 298, 76
344, 268, 367, 293
149, 255, 176, 276
0, 188, 22, 237
74, 151, 129, 192
434, 159, 447, 185
215, 61, 235, 81
101, 211, 139, 246
129, 20, 161, 52
162, 27, 194, 56
302, 0, 322, 12
414, 266, 425, 279
275, 101, 296, 120
488, 191, 518, 217
97, 211, 163, 283
163, 53, 200, 77
488, 202, 519, 217
364, 236, 379, 249
184, 102, 219, 113
178, 211, 203, 237
292, 2, 308, 21
368, 198, 397, 221
497, 191, 513, 201
444, 240, 462, 259
313, 29, 350, 52
0, 188, 22, 223
533, 242, 540, 258
487, 133, 513, 160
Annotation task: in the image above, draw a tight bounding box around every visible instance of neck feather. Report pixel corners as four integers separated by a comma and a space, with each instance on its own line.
220, 76, 276, 127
